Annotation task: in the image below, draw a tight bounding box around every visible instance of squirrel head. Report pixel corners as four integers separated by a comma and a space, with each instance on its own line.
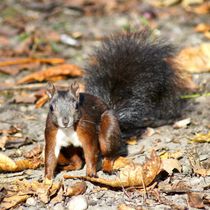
46, 82, 80, 128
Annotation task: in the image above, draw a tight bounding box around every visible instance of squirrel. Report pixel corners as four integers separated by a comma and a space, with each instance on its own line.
44, 31, 187, 179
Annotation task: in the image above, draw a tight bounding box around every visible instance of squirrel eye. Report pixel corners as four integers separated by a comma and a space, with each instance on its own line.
50, 104, 54, 112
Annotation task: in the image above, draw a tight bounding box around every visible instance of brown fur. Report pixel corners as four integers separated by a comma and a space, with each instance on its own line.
45, 114, 58, 180
45, 91, 122, 179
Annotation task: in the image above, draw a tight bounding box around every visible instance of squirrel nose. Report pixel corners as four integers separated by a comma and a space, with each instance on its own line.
62, 117, 69, 127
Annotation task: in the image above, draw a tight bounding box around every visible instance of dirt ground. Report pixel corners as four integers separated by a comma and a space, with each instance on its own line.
0, 0, 210, 209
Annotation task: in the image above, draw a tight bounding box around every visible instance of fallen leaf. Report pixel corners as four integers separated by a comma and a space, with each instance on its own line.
188, 2, 210, 14
188, 192, 204, 209
23, 144, 43, 159
64, 150, 162, 188
113, 157, 133, 170
0, 136, 29, 150
204, 31, 210, 39
148, 0, 181, 7
161, 159, 182, 175
159, 181, 191, 193
190, 131, 210, 143
126, 136, 137, 145
0, 187, 7, 203
51, 186, 63, 204
0, 179, 62, 208
0, 57, 64, 67
0, 125, 20, 135
15, 158, 42, 171
12, 94, 37, 104
0, 61, 40, 75
160, 151, 183, 159
0, 136, 8, 150
65, 182, 87, 197
35, 93, 49, 108
173, 118, 191, 129
176, 43, 210, 73
188, 149, 210, 176
118, 204, 136, 210
0, 194, 30, 209
0, 153, 17, 171
17, 64, 84, 84
0, 153, 42, 172
195, 23, 210, 33
182, 0, 204, 7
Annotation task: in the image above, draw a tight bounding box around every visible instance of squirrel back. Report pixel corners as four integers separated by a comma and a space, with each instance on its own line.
85, 31, 186, 137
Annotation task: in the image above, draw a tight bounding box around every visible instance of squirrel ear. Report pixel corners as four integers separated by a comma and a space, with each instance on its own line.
46, 82, 56, 99
70, 81, 79, 99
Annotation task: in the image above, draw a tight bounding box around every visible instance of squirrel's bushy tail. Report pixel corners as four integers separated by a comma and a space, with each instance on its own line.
85, 31, 186, 137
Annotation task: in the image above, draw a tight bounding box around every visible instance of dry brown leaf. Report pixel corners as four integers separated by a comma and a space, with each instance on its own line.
188, 192, 204, 209
188, 150, 210, 176
161, 159, 182, 175
0, 153, 17, 171
65, 181, 87, 197
190, 132, 210, 143
126, 136, 137, 145
188, 2, 210, 14
15, 158, 42, 171
35, 93, 49, 108
0, 194, 30, 209
0, 153, 42, 172
176, 43, 210, 73
23, 144, 43, 159
204, 31, 210, 39
37, 181, 61, 204
0, 179, 62, 208
159, 181, 191, 193
12, 94, 37, 104
0, 125, 22, 150
51, 186, 63, 204
0, 125, 20, 135
195, 23, 210, 33
182, 0, 204, 7
17, 64, 84, 84
0, 62, 40, 75
0, 57, 64, 67
64, 150, 162, 188
148, 0, 180, 7
0, 136, 8, 150
113, 156, 133, 170
160, 151, 183, 160
118, 204, 136, 210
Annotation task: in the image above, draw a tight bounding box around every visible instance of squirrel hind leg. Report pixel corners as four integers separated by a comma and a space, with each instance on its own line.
99, 110, 121, 173
57, 146, 83, 171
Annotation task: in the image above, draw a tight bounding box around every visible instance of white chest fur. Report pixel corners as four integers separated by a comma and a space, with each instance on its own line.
54, 127, 82, 158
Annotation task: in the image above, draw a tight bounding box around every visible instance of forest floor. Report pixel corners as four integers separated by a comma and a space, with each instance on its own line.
0, 0, 210, 209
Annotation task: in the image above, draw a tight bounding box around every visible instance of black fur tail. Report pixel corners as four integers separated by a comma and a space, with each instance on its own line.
85, 31, 186, 137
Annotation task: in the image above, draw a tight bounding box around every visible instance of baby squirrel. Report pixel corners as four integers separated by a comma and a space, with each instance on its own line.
45, 31, 186, 179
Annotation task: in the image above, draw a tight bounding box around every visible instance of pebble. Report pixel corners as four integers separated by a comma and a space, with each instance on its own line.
53, 203, 65, 210
199, 154, 208, 161
67, 195, 88, 210
26, 197, 37, 206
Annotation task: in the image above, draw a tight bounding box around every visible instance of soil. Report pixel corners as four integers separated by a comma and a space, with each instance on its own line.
0, 0, 210, 209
